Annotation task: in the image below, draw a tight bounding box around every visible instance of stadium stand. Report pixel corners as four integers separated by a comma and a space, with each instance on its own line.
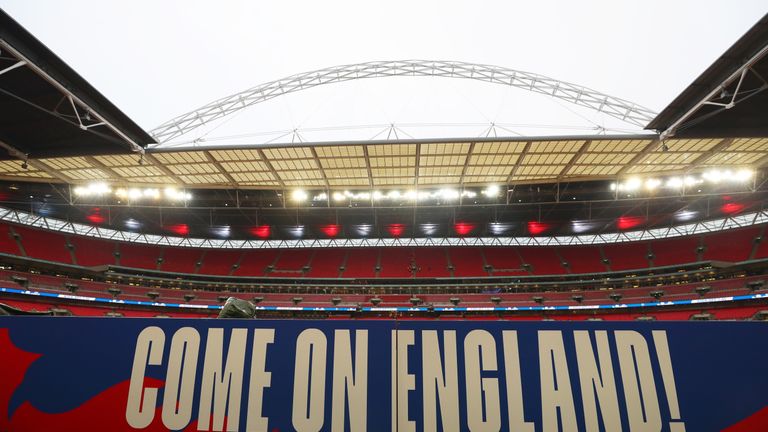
557, 246, 607, 274
649, 237, 700, 267
69, 236, 115, 267
602, 242, 650, 271
341, 248, 379, 278
158, 247, 203, 274
447, 248, 487, 277
116, 243, 161, 270
702, 227, 761, 262
12, 225, 72, 264
305, 249, 346, 278
483, 247, 527, 276
197, 249, 242, 275
518, 247, 567, 275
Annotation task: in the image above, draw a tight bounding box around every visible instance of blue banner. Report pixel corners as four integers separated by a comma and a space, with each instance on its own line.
1, 317, 766, 431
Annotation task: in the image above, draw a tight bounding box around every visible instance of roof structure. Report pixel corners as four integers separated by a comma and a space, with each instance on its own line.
0, 135, 765, 188
648, 13, 768, 139
0, 10, 765, 191
0, 9, 154, 165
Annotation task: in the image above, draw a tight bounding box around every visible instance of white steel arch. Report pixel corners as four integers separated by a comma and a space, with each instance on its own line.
150, 60, 658, 144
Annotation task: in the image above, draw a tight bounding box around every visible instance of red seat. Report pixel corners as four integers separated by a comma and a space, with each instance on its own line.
651, 237, 699, 267
13, 225, 72, 264
198, 250, 242, 275
70, 236, 115, 266
160, 248, 204, 274
702, 227, 760, 262
557, 246, 605, 274
602, 242, 649, 271
342, 249, 379, 278
448, 248, 486, 277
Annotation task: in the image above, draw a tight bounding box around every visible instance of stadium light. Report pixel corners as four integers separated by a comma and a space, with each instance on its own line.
735, 169, 753, 182
73, 182, 111, 197
644, 178, 661, 190
291, 189, 308, 202
482, 185, 501, 196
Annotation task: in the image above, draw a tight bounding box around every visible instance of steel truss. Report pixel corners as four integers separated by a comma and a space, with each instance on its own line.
150, 60, 658, 144
2, 206, 766, 249
0, 40, 144, 154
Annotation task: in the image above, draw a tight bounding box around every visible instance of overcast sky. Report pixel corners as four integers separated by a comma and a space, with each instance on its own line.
2, 1, 767, 146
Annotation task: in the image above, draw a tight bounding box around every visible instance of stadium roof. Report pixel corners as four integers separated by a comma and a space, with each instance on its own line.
1, 135, 766, 188
648, 12, 768, 139
0, 10, 766, 190
0, 9, 154, 164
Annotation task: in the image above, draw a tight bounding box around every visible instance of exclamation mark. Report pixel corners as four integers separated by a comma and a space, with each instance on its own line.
652, 331, 687, 432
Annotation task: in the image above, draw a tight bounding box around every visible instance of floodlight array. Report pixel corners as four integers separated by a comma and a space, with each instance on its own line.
73, 182, 192, 202
611, 169, 753, 192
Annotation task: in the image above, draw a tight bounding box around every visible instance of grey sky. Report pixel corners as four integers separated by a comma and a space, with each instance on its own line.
2, 1, 767, 145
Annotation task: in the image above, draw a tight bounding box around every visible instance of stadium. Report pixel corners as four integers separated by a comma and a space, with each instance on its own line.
1, 5, 768, 431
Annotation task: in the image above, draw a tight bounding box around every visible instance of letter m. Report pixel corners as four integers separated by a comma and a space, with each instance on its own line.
198, 328, 248, 431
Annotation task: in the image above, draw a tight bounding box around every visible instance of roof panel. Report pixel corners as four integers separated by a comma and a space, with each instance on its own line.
38, 157, 91, 170
588, 139, 652, 153
421, 142, 470, 155
93, 154, 140, 167
179, 174, 230, 184
271, 159, 318, 171
230, 172, 276, 182
111, 166, 165, 177
60, 168, 108, 180
371, 167, 415, 177
667, 138, 720, 152
328, 178, 369, 186
208, 149, 262, 161
263, 147, 314, 159
473, 141, 526, 154
319, 158, 367, 169
152, 152, 208, 164
465, 166, 510, 176
419, 166, 463, 176
219, 161, 269, 172
372, 177, 415, 186
468, 154, 518, 165
528, 140, 584, 153
419, 176, 462, 185
727, 137, 768, 152
368, 156, 415, 167
314, 145, 365, 158
167, 163, 219, 175
703, 152, 764, 165
367, 144, 416, 156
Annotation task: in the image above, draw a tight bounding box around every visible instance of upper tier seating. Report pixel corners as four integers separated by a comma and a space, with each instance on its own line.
342, 248, 379, 278
448, 248, 487, 277
69, 236, 116, 267
414, 248, 450, 277
379, 248, 414, 278
12, 225, 72, 264
650, 237, 699, 267
2, 221, 765, 279
702, 227, 761, 262
234, 249, 278, 277
483, 248, 527, 276
0, 224, 22, 256
602, 242, 650, 271
305, 249, 347, 278
518, 247, 566, 275
159, 247, 203, 274
197, 250, 243, 275
557, 246, 606, 274
117, 243, 162, 270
